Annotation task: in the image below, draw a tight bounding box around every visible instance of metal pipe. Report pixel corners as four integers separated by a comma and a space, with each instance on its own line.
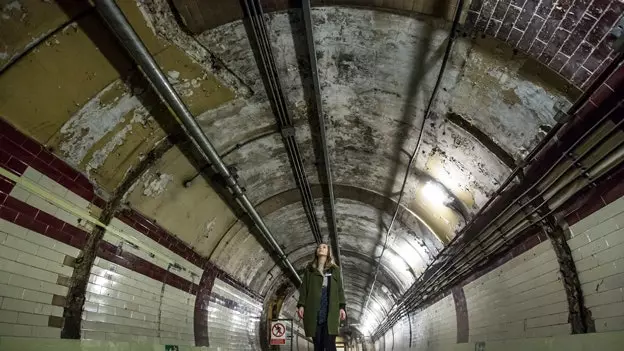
94, 0, 301, 284
383, 59, 624, 322
427, 52, 624, 266
241, 0, 324, 244
301, 0, 344, 273
373, 106, 624, 336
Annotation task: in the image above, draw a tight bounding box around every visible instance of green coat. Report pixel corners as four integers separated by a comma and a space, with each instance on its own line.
297, 264, 346, 337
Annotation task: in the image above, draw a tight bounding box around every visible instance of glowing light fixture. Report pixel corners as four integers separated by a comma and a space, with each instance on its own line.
422, 181, 450, 205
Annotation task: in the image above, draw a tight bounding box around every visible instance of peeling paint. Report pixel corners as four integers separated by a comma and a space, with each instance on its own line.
58, 81, 147, 166
86, 123, 134, 177
3, 1, 22, 13
142, 173, 173, 197
84, 105, 151, 181
136, 0, 253, 97
167, 70, 180, 80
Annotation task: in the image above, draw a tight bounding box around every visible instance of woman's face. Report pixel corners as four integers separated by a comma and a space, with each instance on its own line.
316, 244, 329, 257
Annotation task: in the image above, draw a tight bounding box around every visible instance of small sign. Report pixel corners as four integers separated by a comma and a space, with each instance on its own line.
165, 346, 179, 351
270, 321, 287, 345
475, 341, 486, 351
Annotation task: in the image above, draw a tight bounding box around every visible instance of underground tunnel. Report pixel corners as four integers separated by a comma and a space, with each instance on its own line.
0, 0, 623, 350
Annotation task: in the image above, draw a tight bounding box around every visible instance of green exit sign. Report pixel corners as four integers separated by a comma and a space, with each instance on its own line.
165, 346, 179, 351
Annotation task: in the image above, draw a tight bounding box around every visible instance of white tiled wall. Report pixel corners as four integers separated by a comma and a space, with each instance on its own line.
373, 195, 624, 347
464, 240, 570, 341
295, 333, 313, 350
409, 294, 457, 350
102, 218, 203, 283
568, 195, 624, 333
376, 295, 455, 350
391, 314, 411, 350
10, 167, 95, 232
279, 296, 312, 350
207, 278, 262, 350
384, 328, 394, 350
11, 167, 202, 285
82, 258, 196, 345
0, 218, 80, 338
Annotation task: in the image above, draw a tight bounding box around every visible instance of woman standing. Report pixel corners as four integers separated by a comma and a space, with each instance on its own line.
297, 243, 347, 351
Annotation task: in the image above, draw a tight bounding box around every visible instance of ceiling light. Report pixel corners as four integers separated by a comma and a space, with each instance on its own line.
422, 181, 450, 205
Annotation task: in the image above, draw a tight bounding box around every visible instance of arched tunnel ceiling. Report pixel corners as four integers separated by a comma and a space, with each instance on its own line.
0, 0, 586, 335
134, 4, 576, 330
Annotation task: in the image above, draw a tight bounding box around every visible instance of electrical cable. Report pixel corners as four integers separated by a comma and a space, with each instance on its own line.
361, 0, 465, 325
373, 99, 624, 337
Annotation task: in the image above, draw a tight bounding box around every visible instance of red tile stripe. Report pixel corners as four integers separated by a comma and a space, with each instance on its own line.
451, 286, 469, 343
1, 117, 263, 304
0, 194, 89, 250
117, 209, 263, 302
0, 118, 97, 203
194, 268, 217, 347
97, 240, 199, 295
0, 174, 15, 194
564, 162, 624, 226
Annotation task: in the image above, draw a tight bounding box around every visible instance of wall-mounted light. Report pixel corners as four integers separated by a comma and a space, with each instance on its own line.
421, 181, 450, 205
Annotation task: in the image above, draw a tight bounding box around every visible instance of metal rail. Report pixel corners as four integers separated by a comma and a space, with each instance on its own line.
94, 0, 301, 284
240, 0, 324, 244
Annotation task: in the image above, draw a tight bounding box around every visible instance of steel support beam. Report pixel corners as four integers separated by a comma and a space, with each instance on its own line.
94, 0, 301, 285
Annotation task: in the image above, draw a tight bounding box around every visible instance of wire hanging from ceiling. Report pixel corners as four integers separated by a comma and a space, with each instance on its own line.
361, 0, 466, 326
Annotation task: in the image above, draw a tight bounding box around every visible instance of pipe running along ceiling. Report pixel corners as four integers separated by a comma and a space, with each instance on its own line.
4, 0, 621, 340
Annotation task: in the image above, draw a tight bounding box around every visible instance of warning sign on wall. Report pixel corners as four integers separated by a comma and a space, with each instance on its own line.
270, 321, 287, 345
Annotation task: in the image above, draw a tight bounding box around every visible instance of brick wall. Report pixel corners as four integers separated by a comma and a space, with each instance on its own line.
0, 117, 264, 346
568, 194, 624, 333
465, 0, 623, 88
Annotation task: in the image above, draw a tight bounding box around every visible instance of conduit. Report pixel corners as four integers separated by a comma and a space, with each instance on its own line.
374, 88, 624, 338
240, 0, 324, 245
94, 0, 301, 284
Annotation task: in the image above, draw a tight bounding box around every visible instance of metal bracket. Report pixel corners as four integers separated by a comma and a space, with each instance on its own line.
227, 165, 239, 180
554, 99, 572, 123
281, 126, 296, 138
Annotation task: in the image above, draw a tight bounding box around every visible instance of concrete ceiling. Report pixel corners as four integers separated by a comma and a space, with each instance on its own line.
0, 0, 584, 335
136, 2, 577, 334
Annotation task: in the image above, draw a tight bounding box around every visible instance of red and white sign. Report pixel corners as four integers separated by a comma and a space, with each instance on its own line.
270, 321, 286, 345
